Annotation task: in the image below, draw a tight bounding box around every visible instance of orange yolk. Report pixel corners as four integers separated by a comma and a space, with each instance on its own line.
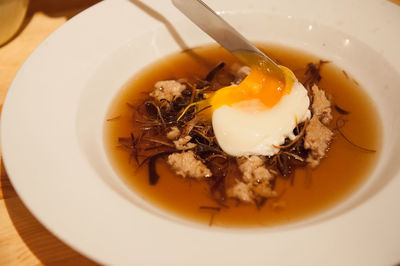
209, 66, 294, 112
177, 66, 296, 122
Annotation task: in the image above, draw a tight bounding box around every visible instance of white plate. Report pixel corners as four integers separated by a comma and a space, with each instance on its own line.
2, 0, 400, 265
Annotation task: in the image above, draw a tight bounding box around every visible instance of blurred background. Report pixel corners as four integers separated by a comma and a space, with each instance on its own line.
0, 0, 101, 104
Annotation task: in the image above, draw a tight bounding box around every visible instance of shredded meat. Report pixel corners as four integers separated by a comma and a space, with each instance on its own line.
150, 80, 186, 102
311, 85, 332, 125
173, 135, 196, 150
304, 116, 333, 167
167, 151, 212, 179
166, 126, 180, 140
227, 156, 277, 203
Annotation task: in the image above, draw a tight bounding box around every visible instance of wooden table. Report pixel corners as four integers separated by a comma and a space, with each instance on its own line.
0, 1, 101, 264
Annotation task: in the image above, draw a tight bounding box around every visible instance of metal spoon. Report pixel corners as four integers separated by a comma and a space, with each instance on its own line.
171, 0, 285, 83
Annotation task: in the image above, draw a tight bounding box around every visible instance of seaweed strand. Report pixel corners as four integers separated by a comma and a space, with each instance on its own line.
335, 118, 376, 153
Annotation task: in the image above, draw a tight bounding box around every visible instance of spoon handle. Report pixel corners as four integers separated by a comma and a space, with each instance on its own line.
172, 0, 284, 81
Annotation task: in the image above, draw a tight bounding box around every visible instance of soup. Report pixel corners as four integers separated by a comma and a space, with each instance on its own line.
104, 44, 381, 227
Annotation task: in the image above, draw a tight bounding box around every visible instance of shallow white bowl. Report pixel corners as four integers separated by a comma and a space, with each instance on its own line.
2, 0, 400, 265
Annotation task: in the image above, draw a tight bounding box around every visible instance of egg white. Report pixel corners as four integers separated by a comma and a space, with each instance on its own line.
212, 80, 311, 157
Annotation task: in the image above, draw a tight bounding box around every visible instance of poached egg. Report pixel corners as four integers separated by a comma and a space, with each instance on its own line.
208, 65, 310, 157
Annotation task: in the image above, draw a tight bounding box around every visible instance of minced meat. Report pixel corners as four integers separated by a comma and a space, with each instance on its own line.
173, 135, 197, 150
311, 85, 332, 125
166, 126, 180, 140
227, 181, 255, 203
167, 151, 212, 179
304, 116, 333, 167
227, 156, 277, 203
150, 80, 186, 102
237, 156, 269, 183
250, 168, 277, 198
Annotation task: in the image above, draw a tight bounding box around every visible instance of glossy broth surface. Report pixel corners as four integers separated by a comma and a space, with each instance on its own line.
104, 44, 381, 227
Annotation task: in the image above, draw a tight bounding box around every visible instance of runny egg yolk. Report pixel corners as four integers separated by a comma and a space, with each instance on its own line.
178, 65, 297, 121
209, 66, 295, 113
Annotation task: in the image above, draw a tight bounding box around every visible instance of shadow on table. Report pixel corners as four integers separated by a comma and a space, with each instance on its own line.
1, 160, 98, 265
0, 0, 101, 48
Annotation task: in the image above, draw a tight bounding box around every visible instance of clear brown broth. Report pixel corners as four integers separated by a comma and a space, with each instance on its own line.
104, 44, 381, 227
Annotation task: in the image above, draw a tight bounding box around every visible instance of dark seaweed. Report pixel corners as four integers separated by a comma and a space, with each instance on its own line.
117, 133, 139, 164
334, 104, 350, 115
148, 151, 173, 185
302, 60, 329, 89
195, 143, 224, 156
199, 206, 221, 211
145, 101, 159, 118
130, 133, 138, 164
255, 197, 267, 210
123, 67, 234, 188
335, 118, 376, 153
342, 70, 349, 79
205, 62, 225, 82
267, 121, 309, 177
204, 156, 230, 206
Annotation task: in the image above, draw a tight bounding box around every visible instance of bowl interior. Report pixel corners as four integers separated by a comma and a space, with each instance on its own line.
75, 11, 400, 230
